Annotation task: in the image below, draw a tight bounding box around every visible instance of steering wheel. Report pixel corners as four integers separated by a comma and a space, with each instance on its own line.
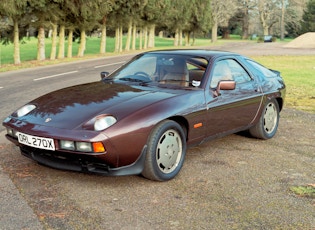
134, 71, 151, 79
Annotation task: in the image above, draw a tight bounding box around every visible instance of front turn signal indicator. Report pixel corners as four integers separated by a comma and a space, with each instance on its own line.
93, 142, 106, 153
193, 123, 203, 128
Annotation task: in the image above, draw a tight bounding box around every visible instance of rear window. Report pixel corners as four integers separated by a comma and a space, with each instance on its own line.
246, 59, 277, 78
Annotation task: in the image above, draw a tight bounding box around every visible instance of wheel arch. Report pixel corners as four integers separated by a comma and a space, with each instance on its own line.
275, 97, 284, 111
142, 116, 188, 181
168, 116, 189, 140
265, 93, 284, 112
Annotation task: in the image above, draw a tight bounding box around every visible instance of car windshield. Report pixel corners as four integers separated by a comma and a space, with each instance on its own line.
107, 53, 208, 88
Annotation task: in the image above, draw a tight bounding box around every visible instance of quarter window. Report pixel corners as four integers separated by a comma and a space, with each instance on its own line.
246, 59, 277, 78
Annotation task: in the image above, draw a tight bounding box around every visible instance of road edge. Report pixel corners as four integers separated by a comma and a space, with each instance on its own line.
0, 130, 43, 229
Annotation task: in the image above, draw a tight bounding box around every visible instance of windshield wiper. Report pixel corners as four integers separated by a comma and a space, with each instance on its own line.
119, 76, 152, 84
119, 77, 137, 82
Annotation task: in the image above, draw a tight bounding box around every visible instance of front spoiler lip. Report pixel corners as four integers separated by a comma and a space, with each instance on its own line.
18, 142, 147, 177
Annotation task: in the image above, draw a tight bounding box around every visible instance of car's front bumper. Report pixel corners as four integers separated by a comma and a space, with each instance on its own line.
3, 114, 147, 176
6, 134, 146, 176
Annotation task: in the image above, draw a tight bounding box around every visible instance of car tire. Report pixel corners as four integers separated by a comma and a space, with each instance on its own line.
142, 120, 186, 181
249, 99, 280, 139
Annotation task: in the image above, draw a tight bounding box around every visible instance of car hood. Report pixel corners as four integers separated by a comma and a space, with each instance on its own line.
21, 82, 180, 130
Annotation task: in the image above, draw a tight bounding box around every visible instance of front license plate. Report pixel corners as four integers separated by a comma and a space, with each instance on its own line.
16, 132, 55, 151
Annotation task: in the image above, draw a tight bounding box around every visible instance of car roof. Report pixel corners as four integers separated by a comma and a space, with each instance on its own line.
145, 49, 241, 60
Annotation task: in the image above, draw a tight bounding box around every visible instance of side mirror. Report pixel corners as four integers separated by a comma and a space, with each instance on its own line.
100, 71, 109, 80
214, 80, 236, 97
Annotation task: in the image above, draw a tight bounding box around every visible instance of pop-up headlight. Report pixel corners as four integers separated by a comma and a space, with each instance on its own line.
94, 116, 117, 131
16, 104, 36, 117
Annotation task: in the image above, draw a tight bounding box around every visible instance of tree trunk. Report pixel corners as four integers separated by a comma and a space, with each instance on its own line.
222, 28, 230, 39
184, 31, 190, 46
67, 29, 73, 58
13, 19, 21, 65
211, 21, 218, 43
148, 24, 155, 48
139, 27, 143, 50
174, 29, 179, 46
242, 4, 249, 40
58, 25, 65, 59
280, 0, 285, 40
115, 27, 120, 52
132, 24, 136, 51
158, 31, 163, 38
192, 32, 196, 46
100, 22, 107, 54
179, 29, 183, 46
143, 26, 148, 49
125, 21, 132, 51
77, 30, 86, 57
259, 8, 269, 35
119, 25, 123, 53
100, 16, 107, 54
263, 25, 269, 35
50, 23, 58, 60
37, 26, 46, 61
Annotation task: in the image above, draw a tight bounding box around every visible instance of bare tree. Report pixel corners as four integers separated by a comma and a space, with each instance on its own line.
238, 0, 256, 39
257, 0, 280, 35
279, 0, 301, 40
210, 0, 238, 42
280, 0, 286, 40
285, 0, 308, 36
256, 0, 307, 37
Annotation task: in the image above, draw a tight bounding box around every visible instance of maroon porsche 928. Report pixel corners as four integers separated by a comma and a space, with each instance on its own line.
3, 50, 286, 181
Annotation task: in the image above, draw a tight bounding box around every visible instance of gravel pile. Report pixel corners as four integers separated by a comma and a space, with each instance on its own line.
284, 32, 315, 48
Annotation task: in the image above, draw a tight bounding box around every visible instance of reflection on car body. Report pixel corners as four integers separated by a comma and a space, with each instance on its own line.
3, 50, 286, 181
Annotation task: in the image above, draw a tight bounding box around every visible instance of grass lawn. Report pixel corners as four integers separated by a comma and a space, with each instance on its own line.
0, 36, 314, 113
0, 37, 117, 64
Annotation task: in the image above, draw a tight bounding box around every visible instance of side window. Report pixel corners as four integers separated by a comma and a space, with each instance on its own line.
210, 59, 251, 88
210, 60, 233, 88
227, 59, 252, 84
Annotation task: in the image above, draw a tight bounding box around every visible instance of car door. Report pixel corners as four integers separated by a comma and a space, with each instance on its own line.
205, 58, 263, 137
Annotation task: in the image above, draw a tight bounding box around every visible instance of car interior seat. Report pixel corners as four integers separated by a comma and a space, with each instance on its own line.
160, 58, 189, 87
